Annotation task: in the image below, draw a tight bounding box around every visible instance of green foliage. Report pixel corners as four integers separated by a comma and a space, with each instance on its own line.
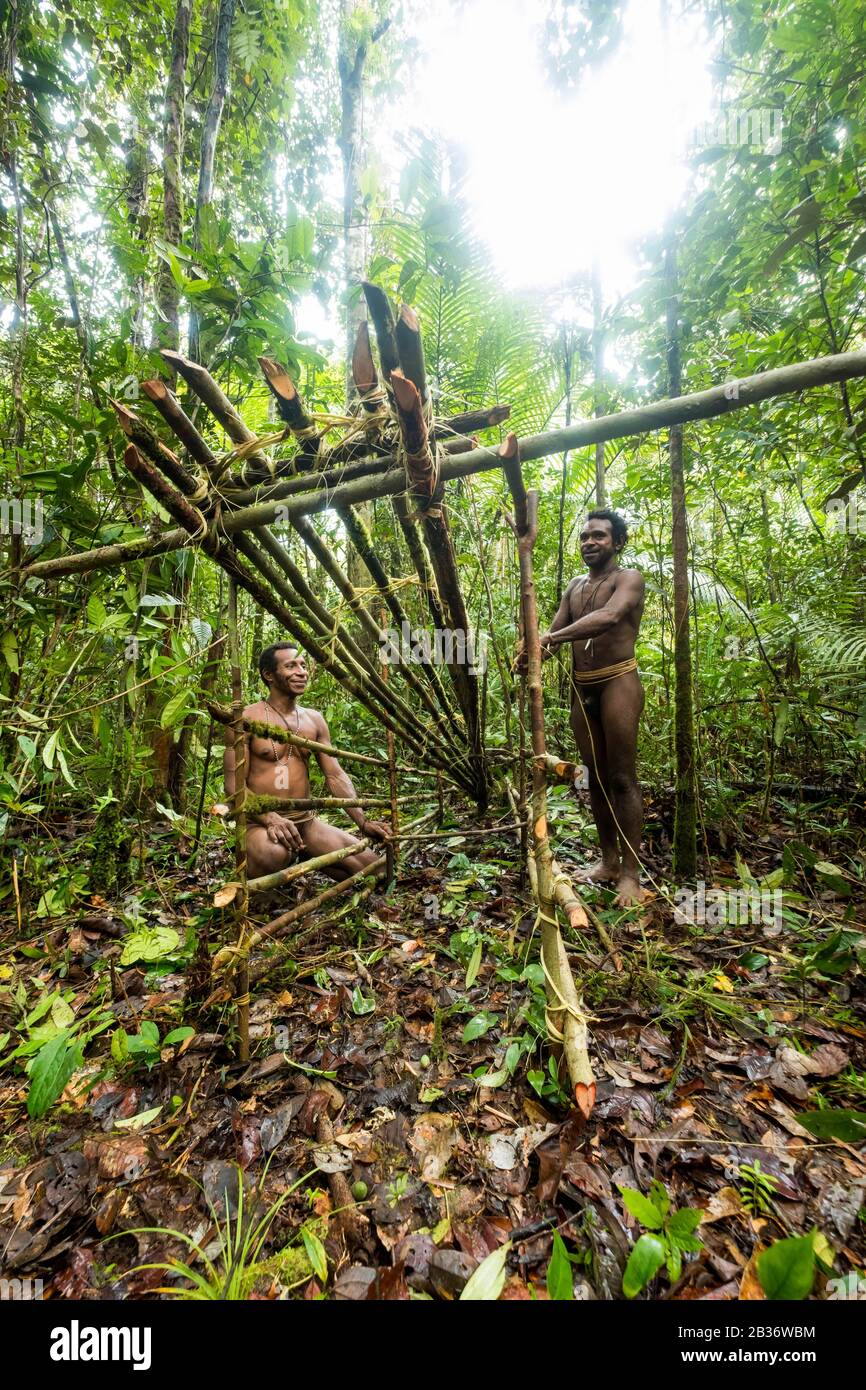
737, 1160, 778, 1216
123, 1163, 317, 1299
459, 1241, 511, 1301
110, 1020, 194, 1071
27, 1029, 83, 1118
619, 1181, 705, 1297
757, 1232, 818, 1301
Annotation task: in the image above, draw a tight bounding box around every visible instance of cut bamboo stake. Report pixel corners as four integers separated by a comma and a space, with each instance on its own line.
140, 379, 220, 473
505, 454, 595, 1117
391, 368, 439, 509
550, 855, 623, 971
432, 404, 511, 438
352, 320, 378, 399
362, 281, 400, 382
335, 501, 461, 729
538, 752, 587, 787
395, 303, 428, 402
112, 400, 206, 501
160, 348, 272, 478
258, 355, 320, 468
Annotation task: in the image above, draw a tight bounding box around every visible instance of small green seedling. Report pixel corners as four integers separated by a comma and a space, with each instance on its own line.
619, 1180, 704, 1298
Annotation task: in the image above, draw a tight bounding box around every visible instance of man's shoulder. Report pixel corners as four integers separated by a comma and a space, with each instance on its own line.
242, 699, 268, 719
300, 704, 326, 728
617, 566, 644, 585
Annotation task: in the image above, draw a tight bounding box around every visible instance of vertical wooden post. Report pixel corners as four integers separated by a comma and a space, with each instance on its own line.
380, 606, 399, 886
227, 580, 250, 1062
504, 438, 595, 1117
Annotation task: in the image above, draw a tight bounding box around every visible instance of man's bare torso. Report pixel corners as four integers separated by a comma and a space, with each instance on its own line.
244, 698, 319, 799
567, 568, 645, 672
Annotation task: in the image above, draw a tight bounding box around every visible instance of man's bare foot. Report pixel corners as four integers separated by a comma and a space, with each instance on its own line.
614, 873, 647, 907
577, 857, 620, 885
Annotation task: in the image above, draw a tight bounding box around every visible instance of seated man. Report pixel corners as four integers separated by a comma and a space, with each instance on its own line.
223, 641, 390, 882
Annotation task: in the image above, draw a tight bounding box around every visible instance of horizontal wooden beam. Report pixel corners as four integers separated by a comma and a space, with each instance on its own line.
23, 350, 866, 580
216, 349, 866, 527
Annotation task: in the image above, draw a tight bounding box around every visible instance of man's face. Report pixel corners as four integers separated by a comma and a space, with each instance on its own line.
267, 647, 309, 696
580, 517, 618, 568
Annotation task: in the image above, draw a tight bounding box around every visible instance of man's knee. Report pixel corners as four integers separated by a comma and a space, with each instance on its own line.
609, 768, 637, 798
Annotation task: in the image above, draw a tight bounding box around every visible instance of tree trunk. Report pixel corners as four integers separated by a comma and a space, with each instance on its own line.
592, 260, 606, 505
189, 0, 236, 364
665, 238, 697, 878
155, 0, 192, 360
337, 5, 390, 400
556, 326, 574, 709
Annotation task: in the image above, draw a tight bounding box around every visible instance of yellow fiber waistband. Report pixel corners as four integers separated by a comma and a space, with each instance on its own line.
570, 657, 638, 686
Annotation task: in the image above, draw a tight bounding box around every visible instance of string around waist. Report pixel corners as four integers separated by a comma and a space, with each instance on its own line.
570, 657, 638, 686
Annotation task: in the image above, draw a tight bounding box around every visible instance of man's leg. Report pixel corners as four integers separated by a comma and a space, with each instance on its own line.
246, 823, 298, 880
298, 817, 381, 881
570, 694, 620, 883
599, 670, 645, 905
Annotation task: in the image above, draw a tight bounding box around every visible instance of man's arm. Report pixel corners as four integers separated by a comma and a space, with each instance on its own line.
543, 570, 644, 648
313, 714, 390, 840
548, 577, 580, 636
514, 578, 579, 669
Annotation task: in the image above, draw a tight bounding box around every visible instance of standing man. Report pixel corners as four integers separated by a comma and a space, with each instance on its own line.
538, 509, 646, 906
224, 642, 390, 882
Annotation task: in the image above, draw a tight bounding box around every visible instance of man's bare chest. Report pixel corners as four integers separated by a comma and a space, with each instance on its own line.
568, 575, 617, 622
248, 704, 316, 763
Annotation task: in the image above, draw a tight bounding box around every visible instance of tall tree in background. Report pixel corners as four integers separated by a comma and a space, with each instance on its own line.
592, 260, 606, 506
155, 0, 192, 362
665, 236, 697, 877
337, 0, 390, 398
189, 0, 237, 365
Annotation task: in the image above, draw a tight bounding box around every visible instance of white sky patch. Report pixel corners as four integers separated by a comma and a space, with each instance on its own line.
296, 292, 339, 348
389, 0, 718, 302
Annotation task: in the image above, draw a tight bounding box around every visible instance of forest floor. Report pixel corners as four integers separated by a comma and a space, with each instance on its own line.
1, 785, 864, 1301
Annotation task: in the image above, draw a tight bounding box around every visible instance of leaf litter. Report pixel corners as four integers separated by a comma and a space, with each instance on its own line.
0, 805, 864, 1301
